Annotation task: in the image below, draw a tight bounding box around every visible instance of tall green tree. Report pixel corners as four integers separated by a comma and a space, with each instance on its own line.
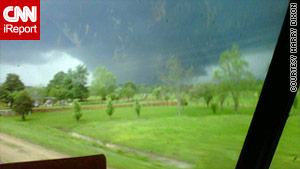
189, 83, 214, 107
69, 65, 89, 100
161, 56, 193, 116
0, 73, 25, 107
12, 90, 33, 121
26, 87, 47, 102
122, 81, 137, 100
47, 71, 68, 89
216, 82, 228, 110
189, 84, 202, 102
90, 66, 116, 100
201, 83, 214, 108
46, 71, 69, 100
46, 65, 89, 101
213, 45, 254, 114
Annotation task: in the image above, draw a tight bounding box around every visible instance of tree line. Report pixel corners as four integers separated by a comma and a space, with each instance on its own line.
0, 45, 264, 120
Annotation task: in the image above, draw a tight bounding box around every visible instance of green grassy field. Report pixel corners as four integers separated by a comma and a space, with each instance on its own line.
0, 95, 299, 169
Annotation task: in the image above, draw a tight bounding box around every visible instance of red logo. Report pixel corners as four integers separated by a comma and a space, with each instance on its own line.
0, 0, 40, 40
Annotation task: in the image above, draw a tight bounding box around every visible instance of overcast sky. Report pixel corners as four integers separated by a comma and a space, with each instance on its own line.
0, 0, 289, 86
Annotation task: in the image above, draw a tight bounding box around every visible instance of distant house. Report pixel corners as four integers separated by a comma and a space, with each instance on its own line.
43, 97, 56, 107
56, 100, 68, 105
33, 100, 40, 107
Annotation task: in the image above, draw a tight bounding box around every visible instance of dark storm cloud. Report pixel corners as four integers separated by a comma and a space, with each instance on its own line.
0, 0, 289, 84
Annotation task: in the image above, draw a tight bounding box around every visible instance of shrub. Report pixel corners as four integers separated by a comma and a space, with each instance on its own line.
180, 97, 188, 106
73, 99, 82, 121
106, 98, 114, 119
180, 97, 188, 110
108, 92, 119, 101
164, 95, 170, 102
12, 90, 33, 121
152, 87, 162, 100
135, 99, 141, 117
210, 103, 218, 114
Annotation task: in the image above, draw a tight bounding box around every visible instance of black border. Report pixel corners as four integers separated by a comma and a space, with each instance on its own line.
236, 1, 299, 168
0, 155, 106, 169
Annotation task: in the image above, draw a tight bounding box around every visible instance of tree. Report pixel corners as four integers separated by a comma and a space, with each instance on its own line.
46, 71, 69, 100
69, 65, 89, 100
114, 87, 123, 100
164, 95, 170, 102
26, 87, 47, 102
189, 83, 214, 107
218, 92, 227, 110
161, 85, 171, 102
213, 45, 254, 114
0, 88, 10, 105
0, 73, 25, 107
180, 97, 188, 110
106, 98, 114, 119
12, 91, 33, 121
210, 102, 218, 114
189, 85, 202, 102
73, 99, 82, 121
216, 82, 228, 110
90, 66, 116, 100
46, 65, 89, 101
122, 81, 137, 100
47, 71, 68, 89
152, 86, 162, 100
138, 85, 154, 94
107, 92, 120, 101
161, 56, 193, 116
201, 83, 214, 108
135, 99, 141, 117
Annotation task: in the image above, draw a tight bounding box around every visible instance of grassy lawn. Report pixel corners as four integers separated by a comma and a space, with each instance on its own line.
0, 95, 299, 169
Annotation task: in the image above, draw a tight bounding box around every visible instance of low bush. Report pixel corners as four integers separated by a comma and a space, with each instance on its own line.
73, 99, 82, 121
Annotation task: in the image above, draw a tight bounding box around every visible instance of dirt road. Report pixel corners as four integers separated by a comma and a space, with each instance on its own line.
0, 133, 68, 164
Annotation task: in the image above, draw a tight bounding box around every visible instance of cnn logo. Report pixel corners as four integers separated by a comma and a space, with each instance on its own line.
0, 0, 40, 40
3, 6, 37, 22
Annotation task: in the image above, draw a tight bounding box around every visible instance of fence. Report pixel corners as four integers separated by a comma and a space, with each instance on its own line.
32, 101, 177, 113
